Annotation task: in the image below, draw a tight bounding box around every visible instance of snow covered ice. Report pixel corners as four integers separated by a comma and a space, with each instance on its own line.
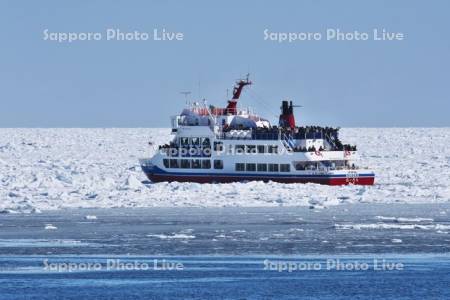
0, 128, 449, 213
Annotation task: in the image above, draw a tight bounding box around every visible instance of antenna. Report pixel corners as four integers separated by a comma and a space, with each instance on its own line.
282, 98, 303, 108
180, 91, 191, 105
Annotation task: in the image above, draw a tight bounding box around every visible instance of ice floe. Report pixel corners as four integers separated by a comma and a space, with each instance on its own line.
391, 238, 403, 243
0, 239, 87, 247
375, 216, 434, 223
44, 224, 58, 230
147, 233, 196, 240
334, 223, 450, 230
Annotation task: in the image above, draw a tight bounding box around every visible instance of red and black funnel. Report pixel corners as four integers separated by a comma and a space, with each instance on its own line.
279, 100, 296, 129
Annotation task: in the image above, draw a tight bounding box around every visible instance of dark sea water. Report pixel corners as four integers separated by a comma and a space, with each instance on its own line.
0, 204, 449, 299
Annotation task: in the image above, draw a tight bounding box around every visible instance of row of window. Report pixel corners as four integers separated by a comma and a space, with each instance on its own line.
176, 139, 279, 154
209, 141, 280, 154
162, 159, 291, 172
180, 137, 211, 147
234, 144, 279, 154
235, 163, 290, 172
163, 159, 223, 169
167, 145, 279, 156
213, 142, 279, 154
165, 148, 211, 157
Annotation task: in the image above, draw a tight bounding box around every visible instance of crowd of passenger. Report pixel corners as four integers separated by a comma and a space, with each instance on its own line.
247, 125, 340, 140
164, 124, 357, 153
224, 124, 338, 138
292, 144, 356, 152
292, 126, 339, 140
293, 145, 325, 152
159, 139, 357, 153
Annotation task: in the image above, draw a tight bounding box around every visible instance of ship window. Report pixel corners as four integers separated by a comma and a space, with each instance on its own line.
169, 159, 179, 168
235, 145, 245, 154
307, 163, 318, 170
214, 141, 223, 152
180, 137, 189, 146
257, 145, 266, 153
202, 147, 212, 157
235, 163, 245, 171
163, 159, 169, 168
201, 137, 210, 147
257, 163, 267, 172
268, 145, 278, 154
295, 162, 306, 170
228, 145, 233, 154
268, 164, 279, 172
202, 160, 211, 169
191, 159, 201, 169
246, 163, 256, 172
191, 137, 200, 146
168, 148, 178, 157
181, 159, 190, 169
295, 162, 317, 170
214, 160, 223, 169
280, 164, 291, 172
246, 145, 256, 154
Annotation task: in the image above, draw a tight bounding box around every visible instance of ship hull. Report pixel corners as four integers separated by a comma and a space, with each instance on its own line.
141, 166, 375, 186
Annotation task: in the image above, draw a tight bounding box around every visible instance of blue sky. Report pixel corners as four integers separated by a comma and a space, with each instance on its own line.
1, 0, 449, 127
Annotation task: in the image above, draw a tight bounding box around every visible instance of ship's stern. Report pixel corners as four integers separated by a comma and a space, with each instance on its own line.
327, 169, 375, 186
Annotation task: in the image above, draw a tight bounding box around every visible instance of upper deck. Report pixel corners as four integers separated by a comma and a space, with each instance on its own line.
168, 76, 357, 153
217, 126, 354, 152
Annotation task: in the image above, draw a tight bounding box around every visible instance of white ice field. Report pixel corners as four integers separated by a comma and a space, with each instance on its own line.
1, 128, 449, 213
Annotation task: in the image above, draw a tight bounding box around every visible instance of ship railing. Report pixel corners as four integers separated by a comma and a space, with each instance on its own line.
281, 133, 295, 152
323, 132, 339, 150
330, 166, 361, 171
161, 146, 212, 157
293, 131, 327, 140
297, 166, 362, 172
215, 129, 346, 149
216, 131, 281, 140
